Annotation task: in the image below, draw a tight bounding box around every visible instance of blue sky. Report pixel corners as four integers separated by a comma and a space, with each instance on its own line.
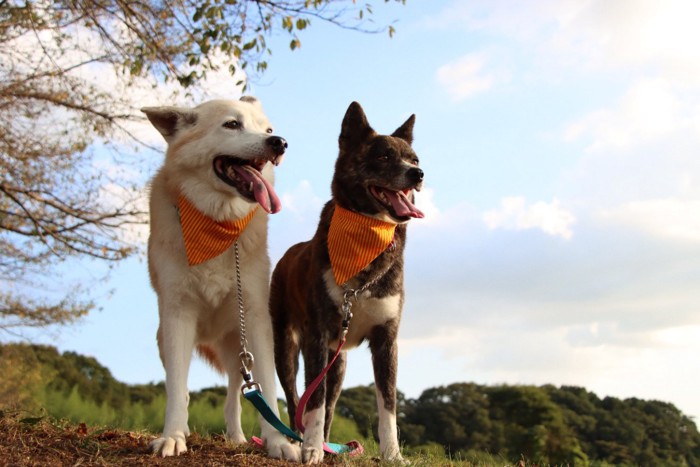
19, 0, 700, 423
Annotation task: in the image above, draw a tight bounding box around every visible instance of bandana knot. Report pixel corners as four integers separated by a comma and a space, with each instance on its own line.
177, 195, 256, 266
327, 205, 397, 285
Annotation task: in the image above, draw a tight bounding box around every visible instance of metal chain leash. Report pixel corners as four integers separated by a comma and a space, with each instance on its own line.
339, 263, 390, 339
235, 241, 260, 394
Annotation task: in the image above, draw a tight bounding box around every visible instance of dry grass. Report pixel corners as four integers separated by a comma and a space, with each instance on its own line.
0, 411, 311, 466
1, 411, 501, 466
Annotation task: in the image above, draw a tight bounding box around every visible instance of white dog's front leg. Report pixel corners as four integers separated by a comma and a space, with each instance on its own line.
224, 366, 246, 444
246, 295, 301, 462
151, 312, 196, 457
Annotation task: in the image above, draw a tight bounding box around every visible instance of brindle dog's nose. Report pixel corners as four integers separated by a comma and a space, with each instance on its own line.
267, 136, 288, 155
409, 167, 424, 183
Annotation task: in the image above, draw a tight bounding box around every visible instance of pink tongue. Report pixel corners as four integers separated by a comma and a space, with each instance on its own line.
233, 165, 281, 214
384, 189, 424, 219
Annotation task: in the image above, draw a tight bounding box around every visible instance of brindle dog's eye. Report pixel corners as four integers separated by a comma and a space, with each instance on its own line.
223, 120, 240, 129
380, 152, 391, 161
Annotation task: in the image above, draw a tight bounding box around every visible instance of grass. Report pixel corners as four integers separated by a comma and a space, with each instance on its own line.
0, 411, 518, 466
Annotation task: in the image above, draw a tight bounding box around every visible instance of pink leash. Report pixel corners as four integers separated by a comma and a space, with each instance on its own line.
249, 335, 362, 456
293, 290, 363, 455
295, 336, 347, 434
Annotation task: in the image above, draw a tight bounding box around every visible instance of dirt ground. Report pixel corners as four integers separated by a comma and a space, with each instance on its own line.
0, 412, 340, 467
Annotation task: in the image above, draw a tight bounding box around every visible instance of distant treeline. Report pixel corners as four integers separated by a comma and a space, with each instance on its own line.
2, 343, 699, 466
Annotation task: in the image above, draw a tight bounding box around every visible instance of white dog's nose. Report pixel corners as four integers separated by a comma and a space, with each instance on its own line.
267, 136, 288, 155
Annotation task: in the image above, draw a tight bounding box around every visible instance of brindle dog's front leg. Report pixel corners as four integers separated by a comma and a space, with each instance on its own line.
369, 320, 404, 461
301, 328, 329, 464
323, 348, 347, 440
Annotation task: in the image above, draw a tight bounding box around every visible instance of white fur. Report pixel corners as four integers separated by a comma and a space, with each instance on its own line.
375, 386, 403, 461
301, 408, 325, 464
144, 99, 299, 461
322, 269, 402, 350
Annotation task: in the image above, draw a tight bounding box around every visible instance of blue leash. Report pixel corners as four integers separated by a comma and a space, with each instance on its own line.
242, 387, 359, 454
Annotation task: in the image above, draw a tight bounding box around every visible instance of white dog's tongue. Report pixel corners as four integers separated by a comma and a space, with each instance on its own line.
383, 189, 425, 219
234, 165, 281, 214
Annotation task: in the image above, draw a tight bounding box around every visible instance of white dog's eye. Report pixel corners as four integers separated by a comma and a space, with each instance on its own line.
223, 120, 240, 130
266, 128, 273, 134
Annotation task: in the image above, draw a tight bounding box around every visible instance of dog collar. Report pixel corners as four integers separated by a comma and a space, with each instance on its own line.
327, 205, 397, 285
177, 195, 257, 266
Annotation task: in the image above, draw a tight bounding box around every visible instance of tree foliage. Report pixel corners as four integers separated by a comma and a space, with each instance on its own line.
340, 382, 700, 466
0, 0, 406, 336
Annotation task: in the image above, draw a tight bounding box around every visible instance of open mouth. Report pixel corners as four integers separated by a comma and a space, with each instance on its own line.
213, 156, 281, 214
370, 186, 425, 221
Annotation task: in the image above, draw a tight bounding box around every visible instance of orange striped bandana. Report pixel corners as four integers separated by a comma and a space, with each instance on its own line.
327, 205, 396, 285
178, 195, 257, 266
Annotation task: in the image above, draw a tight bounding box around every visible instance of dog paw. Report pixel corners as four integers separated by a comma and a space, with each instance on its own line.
382, 447, 409, 464
266, 433, 301, 461
302, 446, 324, 464
225, 431, 247, 445
150, 431, 187, 457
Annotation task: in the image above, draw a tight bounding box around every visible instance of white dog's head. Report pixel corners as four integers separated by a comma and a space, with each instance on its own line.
142, 97, 287, 218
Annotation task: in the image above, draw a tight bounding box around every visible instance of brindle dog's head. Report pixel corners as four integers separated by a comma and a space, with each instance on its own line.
332, 102, 424, 223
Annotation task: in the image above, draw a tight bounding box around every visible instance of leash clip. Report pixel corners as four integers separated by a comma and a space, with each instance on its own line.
241, 378, 262, 396
239, 350, 261, 395
340, 290, 355, 339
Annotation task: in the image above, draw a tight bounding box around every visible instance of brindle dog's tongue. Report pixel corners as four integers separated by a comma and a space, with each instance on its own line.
384, 189, 425, 219
233, 165, 281, 214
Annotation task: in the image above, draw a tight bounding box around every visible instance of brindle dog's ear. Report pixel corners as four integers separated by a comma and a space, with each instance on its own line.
141, 106, 198, 144
391, 114, 416, 145
339, 101, 375, 152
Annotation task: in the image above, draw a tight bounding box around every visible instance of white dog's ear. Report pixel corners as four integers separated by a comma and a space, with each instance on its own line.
141, 106, 198, 143
240, 96, 262, 108
391, 114, 416, 145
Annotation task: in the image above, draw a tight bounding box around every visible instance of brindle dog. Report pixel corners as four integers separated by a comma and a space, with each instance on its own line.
269, 101, 424, 464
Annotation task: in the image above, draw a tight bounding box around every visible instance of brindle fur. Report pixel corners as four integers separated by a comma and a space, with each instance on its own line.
269, 101, 423, 463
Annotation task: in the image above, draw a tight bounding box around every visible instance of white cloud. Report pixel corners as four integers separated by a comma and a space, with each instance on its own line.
279, 179, 324, 220
483, 197, 575, 239
563, 78, 691, 151
435, 52, 501, 101
436, 0, 700, 82
412, 187, 441, 224
560, 0, 700, 81
598, 198, 700, 243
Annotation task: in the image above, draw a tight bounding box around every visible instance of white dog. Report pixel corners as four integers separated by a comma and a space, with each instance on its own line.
142, 97, 299, 461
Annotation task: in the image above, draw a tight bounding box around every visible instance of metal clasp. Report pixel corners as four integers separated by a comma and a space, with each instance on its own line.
340, 289, 356, 339
239, 350, 261, 395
